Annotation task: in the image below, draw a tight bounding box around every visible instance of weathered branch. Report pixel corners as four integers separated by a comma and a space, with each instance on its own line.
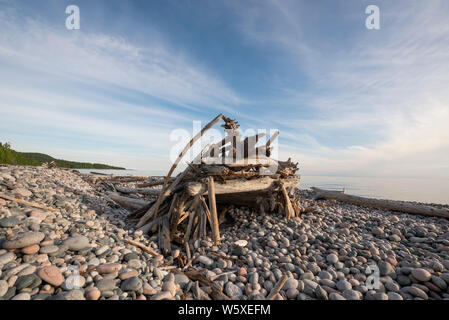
312, 187, 449, 219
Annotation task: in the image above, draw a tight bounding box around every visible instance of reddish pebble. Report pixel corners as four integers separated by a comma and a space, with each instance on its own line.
21, 244, 40, 255
96, 263, 122, 274
238, 267, 247, 276
143, 283, 157, 295
119, 269, 139, 280
85, 287, 101, 300
29, 210, 48, 222
385, 257, 398, 267
37, 265, 64, 286
411, 268, 432, 282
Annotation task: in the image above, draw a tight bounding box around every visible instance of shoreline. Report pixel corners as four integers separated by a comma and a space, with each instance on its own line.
1, 165, 449, 300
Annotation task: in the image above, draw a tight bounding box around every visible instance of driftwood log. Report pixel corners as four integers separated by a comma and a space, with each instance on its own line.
312, 187, 449, 219
106, 192, 148, 210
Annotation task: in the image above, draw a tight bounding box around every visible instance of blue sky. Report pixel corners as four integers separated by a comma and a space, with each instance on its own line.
0, 0, 448, 178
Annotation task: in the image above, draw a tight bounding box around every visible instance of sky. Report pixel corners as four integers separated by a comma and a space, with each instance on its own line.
0, 0, 448, 178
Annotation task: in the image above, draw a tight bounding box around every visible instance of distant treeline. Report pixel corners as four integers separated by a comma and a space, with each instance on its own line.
0, 142, 125, 170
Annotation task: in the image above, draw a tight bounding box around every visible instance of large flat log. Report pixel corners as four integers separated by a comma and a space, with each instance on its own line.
186, 175, 300, 197
115, 186, 161, 196
106, 192, 148, 210
311, 187, 449, 219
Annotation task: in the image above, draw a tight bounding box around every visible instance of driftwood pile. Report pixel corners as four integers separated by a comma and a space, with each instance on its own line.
93, 114, 302, 255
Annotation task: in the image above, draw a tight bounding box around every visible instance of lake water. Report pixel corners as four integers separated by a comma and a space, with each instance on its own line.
77, 169, 449, 205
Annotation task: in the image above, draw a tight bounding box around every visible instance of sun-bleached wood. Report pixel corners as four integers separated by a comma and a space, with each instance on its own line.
312, 187, 449, 219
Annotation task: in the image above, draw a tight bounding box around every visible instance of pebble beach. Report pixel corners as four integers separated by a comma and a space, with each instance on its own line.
1, 165, 449, 300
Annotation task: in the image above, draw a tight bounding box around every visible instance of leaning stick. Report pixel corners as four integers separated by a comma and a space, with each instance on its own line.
124, 239, 159, 256
0, 193, 57, 212
207, 176, 221, 245
152, 114, 224, 219
137, 168, 190, 227
267, 275, 288, 300
279, 182, 295, 220
266, 130, 279, 147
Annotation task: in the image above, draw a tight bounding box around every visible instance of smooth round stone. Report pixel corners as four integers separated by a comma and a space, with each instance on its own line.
97, 263, 122, 274
0, 252, 15, 265
408, 286, 428, 299
119, 269, 139, 281
18, 265, 37, 277
315, 285, 329, 300
411, 268, 431, 282
97, 278, 116, 292
22, 244, 40, 255
143, 283, 157, 295
162, 281, 176, 295
12, 292, 31, 300
150, 291, 172, 300
374, 292, 389, 300
32, 293, 51, 300
0, 280, 9, 297
64, 289, 86, 300
282, 278, 298, 290
15, 274, 38, 290
225, 282, 242, 297
63, 235, 90, 251
64, 275, 86, 290
127, 259, 142, 269
397, 275, 411, 286
336, 279, 352, 291
385, 281, 400, 292
232, 246, 246, 256
326, 254, 338, 264
431, 276, 447, 290
329, 292, 346, 300
196, 255, 213, 266
124, 253, 139, 262
387, 292, 403, 300
95, 246, 110, 256
13, 188, 32, 197
2, 232, 45, 249
234, 240, 248, 247
318, 270, 332, 280
37, 265, 64, 286
85, 287, 101, 300
174, 274, 190, 289
379, 261, 395, 276
29, 210, 48, 222
121, 276, 142, 292
286, 288, 299, 299
342, 289, 360, 300
40, 245, 59, 255
0, 216, 20, 228
88, 257, 100, 267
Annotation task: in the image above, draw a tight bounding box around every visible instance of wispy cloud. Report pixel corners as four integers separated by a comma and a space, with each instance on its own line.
232, 0, 449, 178
0, 7, 243, 168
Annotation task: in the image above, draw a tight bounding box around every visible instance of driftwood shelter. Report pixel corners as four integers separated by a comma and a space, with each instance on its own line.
97, 114, 302, 256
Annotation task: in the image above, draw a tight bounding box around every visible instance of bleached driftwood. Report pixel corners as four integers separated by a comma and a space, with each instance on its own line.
106, 192, 148, 210
311, 187, 449, 219
186, 176, 301, 196
115, 186, 161, 196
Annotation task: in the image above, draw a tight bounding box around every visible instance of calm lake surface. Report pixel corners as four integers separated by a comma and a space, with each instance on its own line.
78, 169, 449, 205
